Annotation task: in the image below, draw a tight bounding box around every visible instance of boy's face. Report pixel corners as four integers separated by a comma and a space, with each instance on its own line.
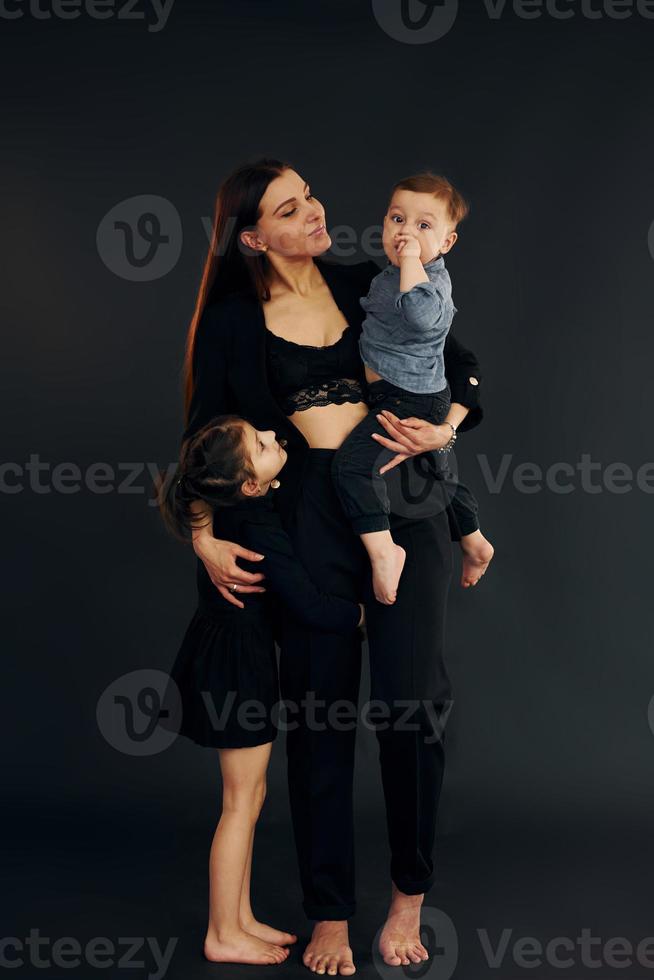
382, 190, 458, 267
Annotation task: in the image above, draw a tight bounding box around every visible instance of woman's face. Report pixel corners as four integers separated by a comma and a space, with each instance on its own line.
245, 169, 331, 259
240, 422, 287, 495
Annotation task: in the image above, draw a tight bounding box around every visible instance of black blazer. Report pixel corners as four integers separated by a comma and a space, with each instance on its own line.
183, 257, 483, 521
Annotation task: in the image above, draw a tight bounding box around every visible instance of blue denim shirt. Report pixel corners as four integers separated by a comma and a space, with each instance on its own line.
358, 255, 455, 394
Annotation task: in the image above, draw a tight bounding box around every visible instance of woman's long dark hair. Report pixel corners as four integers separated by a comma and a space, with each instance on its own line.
183, 157, 291, 419
157, 416, 256, 543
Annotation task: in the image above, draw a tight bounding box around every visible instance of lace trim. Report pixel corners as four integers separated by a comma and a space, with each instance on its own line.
283, 378, 365, 414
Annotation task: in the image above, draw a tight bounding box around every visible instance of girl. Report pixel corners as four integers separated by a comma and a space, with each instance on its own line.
158, 415, 364, 967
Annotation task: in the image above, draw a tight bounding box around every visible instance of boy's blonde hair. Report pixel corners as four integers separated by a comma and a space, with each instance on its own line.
390, 172, 469, 228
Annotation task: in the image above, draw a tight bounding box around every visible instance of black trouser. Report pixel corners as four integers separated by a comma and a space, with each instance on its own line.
332, 378, 479, 538
279, 449, 453, 921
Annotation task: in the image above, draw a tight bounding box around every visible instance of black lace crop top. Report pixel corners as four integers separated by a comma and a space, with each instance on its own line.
265, 326, 366, 416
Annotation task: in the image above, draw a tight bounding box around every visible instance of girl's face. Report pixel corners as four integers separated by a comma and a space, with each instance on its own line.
240, 422, 287, 496
241, 168, 331, 259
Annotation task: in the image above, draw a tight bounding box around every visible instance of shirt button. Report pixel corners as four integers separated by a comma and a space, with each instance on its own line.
468, 377, 479, 386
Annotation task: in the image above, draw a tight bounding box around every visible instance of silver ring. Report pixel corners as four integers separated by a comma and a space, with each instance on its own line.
230, 584, 238, 593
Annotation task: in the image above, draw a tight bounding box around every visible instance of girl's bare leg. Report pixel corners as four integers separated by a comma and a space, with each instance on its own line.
203, 743, 289, 965
239, 823, 297, 946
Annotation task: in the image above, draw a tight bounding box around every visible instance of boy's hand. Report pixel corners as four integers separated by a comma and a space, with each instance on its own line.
395, 232, 421, 261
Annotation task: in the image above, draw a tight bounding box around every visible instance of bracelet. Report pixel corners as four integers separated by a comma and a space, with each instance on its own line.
436, 422, 457, 453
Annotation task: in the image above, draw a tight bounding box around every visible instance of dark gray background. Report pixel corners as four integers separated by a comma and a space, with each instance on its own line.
2, 1, 654, 977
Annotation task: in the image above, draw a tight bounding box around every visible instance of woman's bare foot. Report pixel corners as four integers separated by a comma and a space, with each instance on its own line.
204, 927, 289, 965
378, 886, 429, 967
303, 920, 356, 975
460, 530, 494, 588
371, 544, 406, 605
240, 915, 297, 946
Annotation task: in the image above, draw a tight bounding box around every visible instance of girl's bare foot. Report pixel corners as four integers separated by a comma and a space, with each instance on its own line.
460, 530, 494, 588
371, 544, 406, 605
204, 927, 289, 965
241, 916, 297, 946
378, 887, 429, 967
303, 920, 356, 975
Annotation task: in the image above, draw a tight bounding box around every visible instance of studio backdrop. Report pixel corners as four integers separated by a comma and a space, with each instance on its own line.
3, 1, 654, 979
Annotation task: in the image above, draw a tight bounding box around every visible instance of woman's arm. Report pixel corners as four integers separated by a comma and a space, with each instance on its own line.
443, 331, 483, 433
184, 301, 267, 609
242, 512, 363, 634
190, 500, 267, 610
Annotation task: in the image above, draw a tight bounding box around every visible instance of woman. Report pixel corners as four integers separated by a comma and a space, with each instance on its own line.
183, 159, 483, 974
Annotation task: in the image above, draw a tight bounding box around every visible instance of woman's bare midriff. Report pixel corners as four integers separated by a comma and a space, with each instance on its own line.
262, 266, 372, 450
289, 401, 369, 450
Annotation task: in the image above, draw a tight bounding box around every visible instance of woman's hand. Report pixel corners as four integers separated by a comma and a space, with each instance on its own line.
371, 411, 453, 475
193, 534, 267, 609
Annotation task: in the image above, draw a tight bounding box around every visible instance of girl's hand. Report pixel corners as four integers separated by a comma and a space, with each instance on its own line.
193, 535, 267, 609
371, 411, 452, 475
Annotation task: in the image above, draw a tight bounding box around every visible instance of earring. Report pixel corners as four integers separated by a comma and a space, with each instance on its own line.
270, 478, 281, 490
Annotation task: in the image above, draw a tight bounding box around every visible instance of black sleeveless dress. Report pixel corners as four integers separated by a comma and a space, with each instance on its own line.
160, 489, 361, 749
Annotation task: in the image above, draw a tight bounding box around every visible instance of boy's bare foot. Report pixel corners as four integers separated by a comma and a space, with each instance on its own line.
460, 530, 494, 588
378, 885, 429, 967
240, 915, 297, 946
303, 920, 356, 975
371, 544, 406, 605
204, 927, 289, 965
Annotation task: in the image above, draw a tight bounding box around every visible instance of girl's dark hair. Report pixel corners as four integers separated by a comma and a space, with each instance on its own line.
157, 415, 255, 543
183, 157, 291, 420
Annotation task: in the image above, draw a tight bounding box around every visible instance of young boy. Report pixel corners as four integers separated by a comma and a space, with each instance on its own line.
332, 172, 494, 604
